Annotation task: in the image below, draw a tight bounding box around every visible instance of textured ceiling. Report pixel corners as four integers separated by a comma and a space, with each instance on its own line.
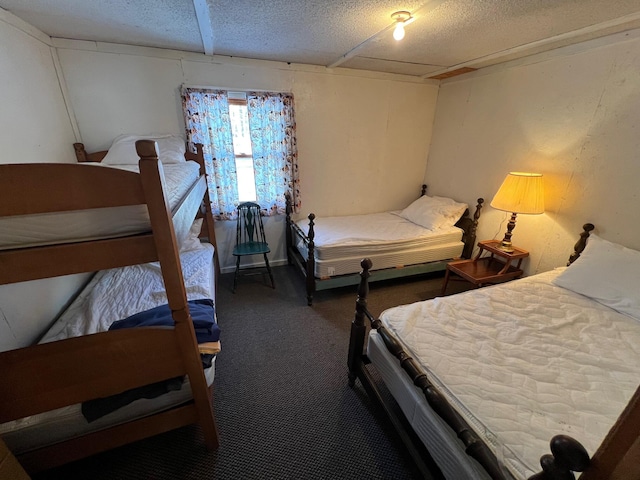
2, 0, 640, 78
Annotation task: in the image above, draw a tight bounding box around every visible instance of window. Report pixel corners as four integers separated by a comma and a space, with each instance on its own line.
181, 88, 300, 220
228, 95, 256, 202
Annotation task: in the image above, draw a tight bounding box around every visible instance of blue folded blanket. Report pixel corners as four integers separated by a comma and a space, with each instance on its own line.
109, 298, 220, 343
82, 299, 219, 423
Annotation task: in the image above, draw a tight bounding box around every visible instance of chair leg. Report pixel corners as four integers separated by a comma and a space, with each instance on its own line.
233, 256, 241, 293
264, 254, 275, 289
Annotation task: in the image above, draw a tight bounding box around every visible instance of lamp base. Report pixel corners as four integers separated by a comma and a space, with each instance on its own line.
496, 212, 518, 253
496, 240, 514, 253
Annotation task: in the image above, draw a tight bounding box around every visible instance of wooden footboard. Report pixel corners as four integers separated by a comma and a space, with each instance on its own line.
285, 188, 484, 306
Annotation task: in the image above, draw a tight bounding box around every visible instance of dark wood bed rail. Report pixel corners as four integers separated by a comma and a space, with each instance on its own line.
348, 224, 602, 480
285, 187, 484, 306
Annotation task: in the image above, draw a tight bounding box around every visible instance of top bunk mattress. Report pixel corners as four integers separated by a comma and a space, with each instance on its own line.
296, 211, 463, 260
373, 268, 640, 478
0, 161, 201, 250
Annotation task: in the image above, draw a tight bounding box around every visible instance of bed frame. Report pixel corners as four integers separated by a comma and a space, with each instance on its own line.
285, 186, 484, 305
347, 223, 640, 479
0, 140, 219, 473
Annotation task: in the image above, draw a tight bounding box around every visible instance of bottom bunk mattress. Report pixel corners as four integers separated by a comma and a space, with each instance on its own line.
0, 240, 217, 455
296, 212, 464, 278
367, 268, 640, 479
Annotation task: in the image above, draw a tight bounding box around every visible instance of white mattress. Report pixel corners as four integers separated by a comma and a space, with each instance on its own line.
0, 161, 201, 250
368, 268, 640, 479
0, 241, 217, 454
296, 212, 463, 277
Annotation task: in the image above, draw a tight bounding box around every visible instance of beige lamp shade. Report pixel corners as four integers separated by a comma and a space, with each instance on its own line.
490, 172, 544, 214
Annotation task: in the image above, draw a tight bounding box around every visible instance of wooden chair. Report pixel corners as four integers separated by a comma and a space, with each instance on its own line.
232, 202, 275, 292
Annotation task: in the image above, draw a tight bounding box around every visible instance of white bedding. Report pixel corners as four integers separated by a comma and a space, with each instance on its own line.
0, 161, 201, 250
296, 212, 464, 277
0, 241, 216, 454
371, 268, 640, 478
40, 242, 215, 342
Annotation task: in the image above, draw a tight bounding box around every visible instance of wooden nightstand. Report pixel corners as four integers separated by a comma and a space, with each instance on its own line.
441, 240, 529, 295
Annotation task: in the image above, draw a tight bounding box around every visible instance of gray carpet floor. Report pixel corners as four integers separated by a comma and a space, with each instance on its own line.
35, 265, 471, 479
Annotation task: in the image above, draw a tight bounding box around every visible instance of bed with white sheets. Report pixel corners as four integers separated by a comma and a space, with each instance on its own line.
0, 235, 217, 456
348, 225, 640, 479
0, 135, 221, 473
0, 162, 200, 250
286, 187, 485, 305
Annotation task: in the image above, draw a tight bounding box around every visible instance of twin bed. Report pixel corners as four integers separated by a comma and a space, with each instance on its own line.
286, 187, 485, 305
348, 225, 640, 479
0, 135, 220, 473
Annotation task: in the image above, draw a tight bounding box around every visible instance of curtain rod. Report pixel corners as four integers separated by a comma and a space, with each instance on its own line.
181, 84, 292, 94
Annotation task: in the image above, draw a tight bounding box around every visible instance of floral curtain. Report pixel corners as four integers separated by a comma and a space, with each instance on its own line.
246, 92, 300, 216
181, 87, 239, 220
181, 87, 300, 219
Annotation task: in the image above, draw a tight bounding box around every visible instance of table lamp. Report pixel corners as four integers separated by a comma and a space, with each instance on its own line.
490, 172, 544, 252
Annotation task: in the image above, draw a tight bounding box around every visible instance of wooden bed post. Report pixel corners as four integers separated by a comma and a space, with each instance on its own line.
73, 143, 87, 162
347, 259, 372, 386
285, 192, 293, 264
188, 143, 220, 278
305, 213, 316, 306
459, 198, 484, 259
528, 435, 590, 480
568, 223, 595, 265
136, 140, 219, 450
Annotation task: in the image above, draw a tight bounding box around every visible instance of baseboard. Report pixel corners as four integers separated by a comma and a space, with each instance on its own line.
220, 258, 288, 275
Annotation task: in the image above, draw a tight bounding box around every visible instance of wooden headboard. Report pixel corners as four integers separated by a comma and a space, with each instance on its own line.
73, 143, 107, 163
73, 142, 204, 164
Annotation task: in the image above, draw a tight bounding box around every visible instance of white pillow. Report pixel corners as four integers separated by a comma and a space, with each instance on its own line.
102, 134, 186, 165
180, 218, 204, 253
398, 195, 468, 230
552, 235, 640, 321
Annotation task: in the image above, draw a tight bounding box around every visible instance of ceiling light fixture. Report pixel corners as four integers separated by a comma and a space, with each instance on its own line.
391, 11, 413, 41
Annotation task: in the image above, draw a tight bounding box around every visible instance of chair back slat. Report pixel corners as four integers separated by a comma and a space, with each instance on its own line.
236, 202, 266, 245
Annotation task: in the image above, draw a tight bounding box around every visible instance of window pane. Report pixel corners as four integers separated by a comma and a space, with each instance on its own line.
229, 104, 252, 156
236, 157, 256, 202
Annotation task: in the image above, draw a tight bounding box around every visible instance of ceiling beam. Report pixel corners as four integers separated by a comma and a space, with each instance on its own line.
192, 0, 215, 56
327, 23, 395, 69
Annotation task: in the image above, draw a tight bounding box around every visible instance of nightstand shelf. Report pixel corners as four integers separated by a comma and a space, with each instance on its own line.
441, 240, 529, 294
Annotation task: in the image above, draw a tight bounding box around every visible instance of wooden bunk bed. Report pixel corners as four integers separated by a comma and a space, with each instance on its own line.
285, 186, 484, 305
0, 139, 220, 474
347, 224, 640, 480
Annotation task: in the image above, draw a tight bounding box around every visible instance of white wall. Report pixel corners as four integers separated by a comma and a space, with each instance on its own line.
54, 41, 440, 271
0, 13, 90, 351
424, 29, 640, 275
